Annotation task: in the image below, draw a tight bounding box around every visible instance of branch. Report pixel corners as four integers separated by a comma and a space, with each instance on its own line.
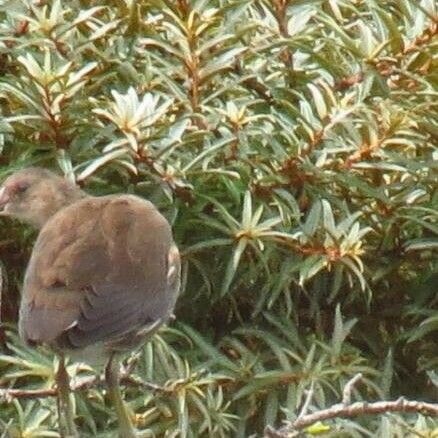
0, 370, 169, 401
342, 373, 362, 405
296, 381, 314, 420
264, 373, 438, 438
0, 387, 57, 400
265, 400, 438, 437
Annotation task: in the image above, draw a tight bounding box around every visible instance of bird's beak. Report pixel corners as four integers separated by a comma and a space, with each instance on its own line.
0, 186, 10, 215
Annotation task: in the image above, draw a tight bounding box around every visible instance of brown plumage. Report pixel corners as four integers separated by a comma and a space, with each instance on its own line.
0, 167, 180, 437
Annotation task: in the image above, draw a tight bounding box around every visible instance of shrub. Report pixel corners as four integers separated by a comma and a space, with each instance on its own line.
0, 0, 436, 436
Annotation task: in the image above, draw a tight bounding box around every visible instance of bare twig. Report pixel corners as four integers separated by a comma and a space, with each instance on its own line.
297, 381, 314, 420
0, 387, 57, 400
264, 398, 438, 437
342, 373, 362, 405
120, 375, 171, 393
0, 368, 168, 401
294, 398, 438, 429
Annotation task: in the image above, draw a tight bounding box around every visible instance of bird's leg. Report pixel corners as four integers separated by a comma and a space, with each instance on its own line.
105, 353, 137, 438
56, 353, 78, 437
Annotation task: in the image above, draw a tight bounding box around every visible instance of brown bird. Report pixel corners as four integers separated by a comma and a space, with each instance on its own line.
0, 167, 181, 437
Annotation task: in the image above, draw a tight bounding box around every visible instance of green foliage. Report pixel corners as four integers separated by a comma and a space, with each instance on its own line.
0, 0, 437, 436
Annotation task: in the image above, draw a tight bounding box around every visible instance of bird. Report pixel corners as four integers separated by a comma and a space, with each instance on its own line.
0, 167, 181, 437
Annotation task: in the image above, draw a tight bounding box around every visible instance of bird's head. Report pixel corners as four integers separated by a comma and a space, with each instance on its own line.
0, 167, 84, 228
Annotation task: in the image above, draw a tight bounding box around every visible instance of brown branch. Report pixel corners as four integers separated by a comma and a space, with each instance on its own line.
264, 374, 438, 438
265, 398, 438, 437
238, 75, 273, 103
120, 375, 172, 393
0, 387, 57, 400
272, 0, 293, 71
294, 398, 438, 428
0, 371, 168, 401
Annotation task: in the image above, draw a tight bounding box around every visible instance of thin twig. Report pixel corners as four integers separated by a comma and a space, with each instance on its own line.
342, 373, 362, 405
0, 387, 57, 400
0, 369, 168, 401
120, 375, 171, 393
295, 398, 438, 429
297, 381, 314, 419
264, 398, 438, 437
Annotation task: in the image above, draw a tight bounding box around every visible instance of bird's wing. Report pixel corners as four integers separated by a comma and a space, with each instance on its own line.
19, 195, 180, 349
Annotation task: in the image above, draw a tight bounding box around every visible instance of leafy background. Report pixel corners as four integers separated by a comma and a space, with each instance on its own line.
0, 0, 437, 436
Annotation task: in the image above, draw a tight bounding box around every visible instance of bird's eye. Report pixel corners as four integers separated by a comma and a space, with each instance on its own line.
16, 182, 30, 194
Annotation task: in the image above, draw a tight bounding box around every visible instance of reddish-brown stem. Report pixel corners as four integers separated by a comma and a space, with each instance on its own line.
42, 85, 69, 149
272, 0, 294, 73
0, 372, 169, 401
